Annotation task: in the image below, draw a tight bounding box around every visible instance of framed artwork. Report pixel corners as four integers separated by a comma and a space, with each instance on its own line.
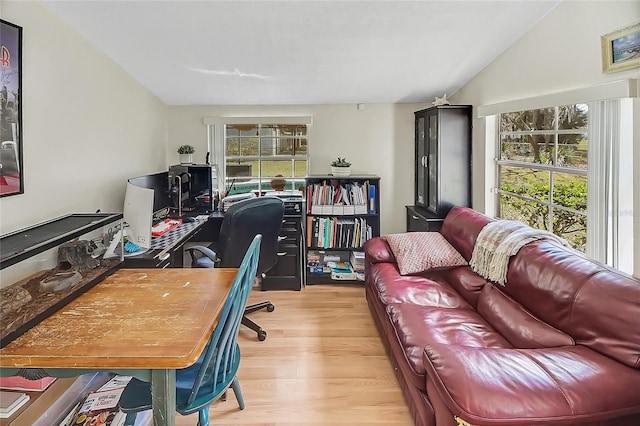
0, 19, 23, 197
601, 22, 640, 74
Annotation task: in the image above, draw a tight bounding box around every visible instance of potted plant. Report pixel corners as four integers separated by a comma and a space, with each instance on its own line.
330, 157, 351, 177
178, 145, 195, 164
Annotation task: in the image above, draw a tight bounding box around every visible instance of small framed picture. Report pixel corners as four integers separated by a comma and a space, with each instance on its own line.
601, 22, 640, 74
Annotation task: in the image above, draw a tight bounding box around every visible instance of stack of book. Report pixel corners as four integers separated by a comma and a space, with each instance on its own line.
328, 261, 357, 280
0, 375, 57, 392
350, 251, 365, 281
0, 390, 30, 419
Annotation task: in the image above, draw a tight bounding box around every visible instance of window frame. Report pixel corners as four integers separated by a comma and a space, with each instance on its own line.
205, 116, 312, 196
495, 105, 589, 252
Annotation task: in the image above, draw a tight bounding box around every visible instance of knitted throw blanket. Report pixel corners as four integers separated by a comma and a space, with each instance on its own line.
470, 220, 567, 286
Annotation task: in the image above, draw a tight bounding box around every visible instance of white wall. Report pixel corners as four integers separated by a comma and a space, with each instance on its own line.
450, 0, 640, 275
168, 104, 421, 235
0, 2, 168, 284
0, 1, 168, 234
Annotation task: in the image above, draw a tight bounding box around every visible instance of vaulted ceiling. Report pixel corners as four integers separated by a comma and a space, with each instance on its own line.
42, 1, 560, 105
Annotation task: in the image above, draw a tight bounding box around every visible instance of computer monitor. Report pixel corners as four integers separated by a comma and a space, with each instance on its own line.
123, 181, 153, 251
104, 181, 153, 259
127, 171, 172, 216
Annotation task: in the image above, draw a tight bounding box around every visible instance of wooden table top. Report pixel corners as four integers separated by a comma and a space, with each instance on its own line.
0, 268, 237, 369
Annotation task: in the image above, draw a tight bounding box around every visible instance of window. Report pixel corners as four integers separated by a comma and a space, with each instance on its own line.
218, 122, 309, 195
497, 104, 589, 251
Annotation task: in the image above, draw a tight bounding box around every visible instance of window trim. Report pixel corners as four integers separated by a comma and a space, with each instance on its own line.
205, 116, 312, 194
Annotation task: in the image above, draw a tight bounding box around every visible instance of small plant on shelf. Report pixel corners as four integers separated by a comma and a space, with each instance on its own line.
178, 145, 195, 164
177, 145, 195, 154
330, 157, 352, 177
331, 157, 351, 167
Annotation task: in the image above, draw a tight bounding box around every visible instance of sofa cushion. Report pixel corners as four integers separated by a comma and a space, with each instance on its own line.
386, 303, 511, 391
370, 267, 472, 309
383, 232, 467, 275
423, 344, 640, 425
438, 266, 489, 307
477, 283, 574, 348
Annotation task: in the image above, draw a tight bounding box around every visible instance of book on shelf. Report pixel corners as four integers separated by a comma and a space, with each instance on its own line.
350, 250, 365, 272
0, 390, 30, 418
308, 216, 372, 249
0, 375, 56, 392
306, 180, 375, 215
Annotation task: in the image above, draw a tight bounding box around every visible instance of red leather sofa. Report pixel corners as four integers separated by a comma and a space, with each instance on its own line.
363, 207, 640, 426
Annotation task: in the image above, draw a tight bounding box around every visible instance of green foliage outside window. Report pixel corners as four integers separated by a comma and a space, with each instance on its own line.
499, 104, 588, 252
500, 180, 587, 252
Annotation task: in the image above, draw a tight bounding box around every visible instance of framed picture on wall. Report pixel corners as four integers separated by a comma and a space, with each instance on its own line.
0, 19, 23, 197
601, 22, 640, 74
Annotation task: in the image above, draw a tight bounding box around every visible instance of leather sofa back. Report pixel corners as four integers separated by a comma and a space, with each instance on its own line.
441, 207, 640, 369
506, 241, 640, 369
440, 206, 490, 261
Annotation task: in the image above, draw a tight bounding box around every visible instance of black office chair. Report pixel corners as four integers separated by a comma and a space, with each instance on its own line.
186, 196, 285, 341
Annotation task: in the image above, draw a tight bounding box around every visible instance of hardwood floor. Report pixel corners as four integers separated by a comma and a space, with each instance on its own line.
176, 284, 413, 425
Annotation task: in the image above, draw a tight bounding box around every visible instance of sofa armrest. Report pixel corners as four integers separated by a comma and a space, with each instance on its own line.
423, 343, 640, 425
363, 236, 396, 264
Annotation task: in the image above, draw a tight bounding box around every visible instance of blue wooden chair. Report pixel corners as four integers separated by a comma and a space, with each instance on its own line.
118, 234, 262, 426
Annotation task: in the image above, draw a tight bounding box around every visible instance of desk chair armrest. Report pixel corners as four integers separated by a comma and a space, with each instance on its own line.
186, 245, 219, 268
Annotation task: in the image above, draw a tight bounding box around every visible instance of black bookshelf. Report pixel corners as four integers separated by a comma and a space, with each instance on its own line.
304, 174, 380, 284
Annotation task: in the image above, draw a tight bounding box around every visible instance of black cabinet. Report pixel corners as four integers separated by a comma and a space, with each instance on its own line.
409, 105, 471, 231
414, 105, 472, 216
261, 201, 303, 291
406, 206, 444, 232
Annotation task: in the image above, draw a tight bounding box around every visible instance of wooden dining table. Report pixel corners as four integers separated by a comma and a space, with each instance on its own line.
0, 267, 238, 426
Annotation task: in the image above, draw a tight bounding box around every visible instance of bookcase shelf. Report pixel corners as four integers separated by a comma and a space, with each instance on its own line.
304, 174, 380, 284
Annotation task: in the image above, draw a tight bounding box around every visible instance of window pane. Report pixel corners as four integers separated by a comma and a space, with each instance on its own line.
557, 134, 587, 169
260, 125, 277, 137
224, 123, 308, 195
226, 161, 255, 179
261, 160, 293, 178
260, 137, 276, 156
552, 208, 586, 252
228, 124, 258, 137
240, 137, 259, 156
558, 104, 588, 130
501, 134, 554, 164
500, 107, 555, 132
500, 193, 549, 231
499, 166, 550, 202
294, 160, 307, 177
279, 125, 307, 137
552, 172, 587, 213
226, 138, 240, 156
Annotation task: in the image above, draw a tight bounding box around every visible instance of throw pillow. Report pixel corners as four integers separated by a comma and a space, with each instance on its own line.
383, 232, 467, 275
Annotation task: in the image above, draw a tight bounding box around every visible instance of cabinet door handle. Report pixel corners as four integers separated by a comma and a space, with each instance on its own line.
277, 251, 287, 256
278, 235, 287, 241
412, 215, 419, 220
421, 156, 427, 167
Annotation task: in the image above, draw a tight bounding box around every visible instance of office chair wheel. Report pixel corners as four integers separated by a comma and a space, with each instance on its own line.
258, 329, 267, 341
266, 303, 275, 312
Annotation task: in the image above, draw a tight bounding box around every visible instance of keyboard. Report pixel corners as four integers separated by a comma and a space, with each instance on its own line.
152, 219, 182, 237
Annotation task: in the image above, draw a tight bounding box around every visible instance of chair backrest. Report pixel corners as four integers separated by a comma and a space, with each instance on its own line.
217, 196, 285, 275
186, 234, 262, 407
